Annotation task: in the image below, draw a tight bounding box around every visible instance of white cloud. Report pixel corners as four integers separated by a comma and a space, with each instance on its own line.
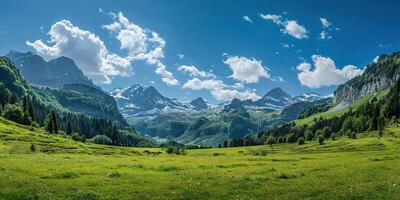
259, 14, 283, 25
224, 56, 270, 83
103, 11, 179, 86
182, 78, 224, 90
155, 63, 179, 86
260, 14, 308, 39
283, 20, 308, 39
281, 43, 294, 48
182, 78, 260, 101
177, 53, 184, 60
319, 17, 337, 40
243, 16, 253, 23
26, 20, 131, 84
296, 55, 364, 88
319, 30, 332, 40
211, 88, 260, 101
178, 65, 215, 78
320, 17, 331, 28
271, 76, 284, 82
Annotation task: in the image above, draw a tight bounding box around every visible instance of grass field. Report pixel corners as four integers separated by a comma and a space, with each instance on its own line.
1, 117, 400, 200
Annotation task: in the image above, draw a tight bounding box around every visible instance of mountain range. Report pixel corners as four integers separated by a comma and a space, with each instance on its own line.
109, 81, 329, 146
6, 51, 400, 147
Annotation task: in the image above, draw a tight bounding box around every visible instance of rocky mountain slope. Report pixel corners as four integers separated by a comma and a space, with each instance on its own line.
115, 84, 327, 146
110, 84, 191, 116
6, 51, 97, 89
334, 52, 400, 104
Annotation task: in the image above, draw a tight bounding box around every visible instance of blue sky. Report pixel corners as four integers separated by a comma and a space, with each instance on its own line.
0, 0, 399, 104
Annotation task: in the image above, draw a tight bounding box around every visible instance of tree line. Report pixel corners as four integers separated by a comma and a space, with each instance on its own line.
220, 79, 400, 148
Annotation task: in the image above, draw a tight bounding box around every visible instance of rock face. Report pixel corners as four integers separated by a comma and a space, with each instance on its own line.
6, 51, 97, 89
334, 52, 400, 104
110, 84, 190, 116
189, 97, 209, 110
241, 87, 292, 110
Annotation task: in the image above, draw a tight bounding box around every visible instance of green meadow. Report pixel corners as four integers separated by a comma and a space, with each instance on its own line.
1, 117, 400, 200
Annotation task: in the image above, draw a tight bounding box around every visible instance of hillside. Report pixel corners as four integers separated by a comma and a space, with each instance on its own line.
1, 116, 399, 199
334, 52, 400, 104
0, 56, 152, 146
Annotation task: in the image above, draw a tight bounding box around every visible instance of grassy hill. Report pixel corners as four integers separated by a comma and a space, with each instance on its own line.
295, 88, 389, 126
1, 117, 399, 199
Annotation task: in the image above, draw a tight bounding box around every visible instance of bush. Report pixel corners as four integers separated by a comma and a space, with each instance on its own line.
276, 137, 283, 144
2, 104, 24, 124
318, 135, 324, 145
350, 132, 357, 139
30, 144, 36, 152
88, 135, 112, 145
71, 132, 86, 143
304, 130, 314, 141
297, 137, 305, 145
165, 146, 185, 155
330, 133, 336, 141
346, 129, 352, 138
266, 136, 276, 145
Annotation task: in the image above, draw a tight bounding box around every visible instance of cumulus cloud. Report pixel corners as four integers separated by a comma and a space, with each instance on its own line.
182, 78, 260, 101
211, 88, 260, 101
182, 78, 223, 90
223, 56, 269, 83
102, 12, 179, 86
243, 16, 253, 23
26, 20, 131, 84
178, 65, 215, 78
260, 14, 308, 39
296, 55, 364, 88
259, 14, 283, 25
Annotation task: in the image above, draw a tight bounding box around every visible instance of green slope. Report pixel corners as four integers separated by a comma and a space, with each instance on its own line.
295, 88, 389, 126
1, 117, 400, 199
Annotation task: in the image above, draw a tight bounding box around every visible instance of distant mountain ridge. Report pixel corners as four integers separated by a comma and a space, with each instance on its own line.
6, 51, 97, 89
109, 84, 192, 116
115, 83, 328, 146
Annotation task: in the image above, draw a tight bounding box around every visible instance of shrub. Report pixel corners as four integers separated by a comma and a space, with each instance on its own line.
30, 144, 36, 152
165, 146, 174, 154
304, 130, 314, 141
71, 132, 86, 143
350, 132, 357, 139
2, 104, 24, 124
266, 136, 276, 145
346, 129, 352, 138
297, 137, 305, 145
165, 146, 185, 155
330, 133, 336, 141
89, 135, 112, 145
318, 135, 324, 145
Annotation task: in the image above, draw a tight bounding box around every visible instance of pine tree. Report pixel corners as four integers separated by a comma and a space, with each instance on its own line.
27, 97, 35, 121
223, 140, 228, 148
51, 111, 58, 134
45, 113, 54, 134
66, 121, 72, 135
